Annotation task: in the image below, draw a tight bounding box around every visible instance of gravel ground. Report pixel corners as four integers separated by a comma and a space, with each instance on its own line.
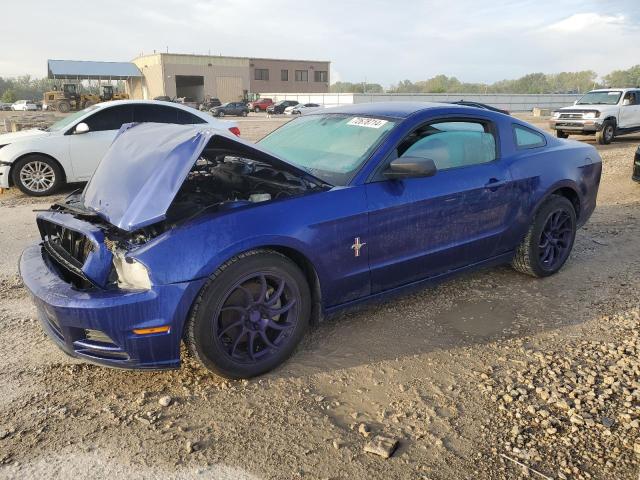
0, 113, 638, 480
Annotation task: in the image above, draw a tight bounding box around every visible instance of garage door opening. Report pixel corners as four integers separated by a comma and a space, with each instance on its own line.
175, 75, 204, 101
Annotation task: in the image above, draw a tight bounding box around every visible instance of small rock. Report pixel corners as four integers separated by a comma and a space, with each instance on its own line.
358, 423, 371, 437
364, 435, 399, 459
314, 395, 325, 403
186, 441, 199, 453
332, 439, 344, 449
158, 396, 172, 407
601, 417, 615, 428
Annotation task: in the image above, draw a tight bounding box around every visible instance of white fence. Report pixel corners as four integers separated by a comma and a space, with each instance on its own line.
260, 92, 582, 112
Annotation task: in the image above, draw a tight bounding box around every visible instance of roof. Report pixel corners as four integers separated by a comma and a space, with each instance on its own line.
48, 60, 142, 80
314, 101, 462, 119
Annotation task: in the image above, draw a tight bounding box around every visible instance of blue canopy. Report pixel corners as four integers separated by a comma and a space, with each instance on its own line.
48, 60, 142, 80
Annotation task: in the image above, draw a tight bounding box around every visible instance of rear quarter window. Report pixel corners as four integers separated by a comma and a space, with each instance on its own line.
513, 124, 546, 149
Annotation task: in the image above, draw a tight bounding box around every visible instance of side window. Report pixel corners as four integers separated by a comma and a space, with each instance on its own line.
176, 109, 207, 125
398, 120, 497, 170
85, 105, 134, 132
513, 125, 546, 149
133, 104, 178, 123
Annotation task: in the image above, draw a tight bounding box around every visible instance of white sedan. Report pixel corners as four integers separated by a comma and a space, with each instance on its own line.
0, 100, 239, 196
11, 100, 37, 111
284, 103, 322, 115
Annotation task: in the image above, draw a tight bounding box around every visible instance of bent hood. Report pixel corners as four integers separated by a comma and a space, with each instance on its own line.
81, 122, 327, 232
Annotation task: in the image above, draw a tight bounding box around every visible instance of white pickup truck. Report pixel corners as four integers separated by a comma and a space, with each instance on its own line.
549, 88, 640, 144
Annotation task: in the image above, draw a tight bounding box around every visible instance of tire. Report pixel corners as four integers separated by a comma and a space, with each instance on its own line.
556, 130, 569, 139
185, 249, 311, 378
254, 107, 260, 113
12, 155, 63, 196
57, 101, 71, 113
512, 195, 577, 278
218, 111, 225, 117
596, 120, 615, 145
242, 110, 248, 117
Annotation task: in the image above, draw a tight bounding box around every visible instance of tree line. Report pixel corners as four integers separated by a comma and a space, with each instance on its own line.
330, 65, 640, 94
2, 65, 639, 102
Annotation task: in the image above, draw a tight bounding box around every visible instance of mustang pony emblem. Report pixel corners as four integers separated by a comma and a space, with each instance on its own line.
351, 237, 366, 257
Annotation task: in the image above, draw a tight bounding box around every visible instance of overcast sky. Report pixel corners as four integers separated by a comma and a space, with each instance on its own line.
2, 0, 639, 86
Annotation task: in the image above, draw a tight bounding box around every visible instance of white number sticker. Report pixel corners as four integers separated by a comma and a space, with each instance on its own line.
347, 117, 388, 129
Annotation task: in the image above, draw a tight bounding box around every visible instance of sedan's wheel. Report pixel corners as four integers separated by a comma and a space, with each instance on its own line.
512, 195, 577, 277
556, 130, 569, 139
596, 121, 615, 144
12, 155, 62, 196
242, 110, 248, 117
254, 107, 260, 113
218, 111, 225, 117
185, 250, 310, 378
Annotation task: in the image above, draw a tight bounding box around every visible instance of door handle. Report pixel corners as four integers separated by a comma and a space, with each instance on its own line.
484, 178, 507, 191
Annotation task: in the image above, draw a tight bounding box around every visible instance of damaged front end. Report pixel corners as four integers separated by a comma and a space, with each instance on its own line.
20, 122, 329, 369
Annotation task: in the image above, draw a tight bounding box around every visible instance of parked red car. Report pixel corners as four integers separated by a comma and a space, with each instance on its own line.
247, 98, 273, 112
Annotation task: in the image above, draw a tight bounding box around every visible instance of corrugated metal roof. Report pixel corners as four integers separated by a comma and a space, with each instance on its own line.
48, 60, 142, 79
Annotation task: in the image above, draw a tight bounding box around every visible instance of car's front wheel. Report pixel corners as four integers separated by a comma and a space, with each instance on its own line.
254, 107, 260, 113
12, 155, 63, 196
556, 130, 569, 139
185, 250, 311, 378
218, 111, 225, 117
512, 195, 577, 277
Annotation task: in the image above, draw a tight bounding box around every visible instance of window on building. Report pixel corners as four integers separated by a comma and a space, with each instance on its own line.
295, 70, 308, 82
255, 68, 269, 81
314, 71, 328, 82
281, 69, 289, 81
513, 124, 546, 149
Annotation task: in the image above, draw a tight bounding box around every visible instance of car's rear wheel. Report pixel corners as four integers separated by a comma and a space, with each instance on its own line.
556, 130, 569, 139
511, 195, 577, 277
185, 250, 311, 378
596, 120, 615, 144
12, 155, 63, 196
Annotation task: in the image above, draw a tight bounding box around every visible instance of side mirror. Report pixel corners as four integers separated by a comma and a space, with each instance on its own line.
622, 98, 631, 106
384, 156, 437, 180
74, 122, 90, 134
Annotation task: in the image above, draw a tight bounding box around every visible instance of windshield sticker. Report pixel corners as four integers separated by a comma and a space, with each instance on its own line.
347, 117, 389, 129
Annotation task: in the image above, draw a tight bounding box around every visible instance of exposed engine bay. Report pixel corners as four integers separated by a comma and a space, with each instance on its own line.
167, 149, 318, 222
52, 149, 325, 250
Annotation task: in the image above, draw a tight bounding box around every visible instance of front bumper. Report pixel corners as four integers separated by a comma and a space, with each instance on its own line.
20, 244, 206, 370
0, 165, 10, 188
549, 118, 602, 133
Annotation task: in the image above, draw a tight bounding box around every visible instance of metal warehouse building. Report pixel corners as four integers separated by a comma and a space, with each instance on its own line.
129, 53, 330, 102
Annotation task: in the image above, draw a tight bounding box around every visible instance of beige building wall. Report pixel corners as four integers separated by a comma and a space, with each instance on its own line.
249, 58, 330, 94
132, 53, 250, 101
130, 53, 329, 100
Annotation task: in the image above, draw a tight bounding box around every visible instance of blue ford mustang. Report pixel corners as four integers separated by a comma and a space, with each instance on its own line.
19, 102, 602, 378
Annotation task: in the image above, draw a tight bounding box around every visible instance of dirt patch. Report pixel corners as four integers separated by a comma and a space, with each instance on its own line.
0, 114, 638, 479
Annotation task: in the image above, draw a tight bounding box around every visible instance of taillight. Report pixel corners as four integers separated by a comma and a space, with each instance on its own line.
229, 127, 241, 137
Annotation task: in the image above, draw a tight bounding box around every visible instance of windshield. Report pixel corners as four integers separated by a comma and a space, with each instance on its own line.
47, 106, 99, 132
258, 114, 397, 185
576, 91, 622, 105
